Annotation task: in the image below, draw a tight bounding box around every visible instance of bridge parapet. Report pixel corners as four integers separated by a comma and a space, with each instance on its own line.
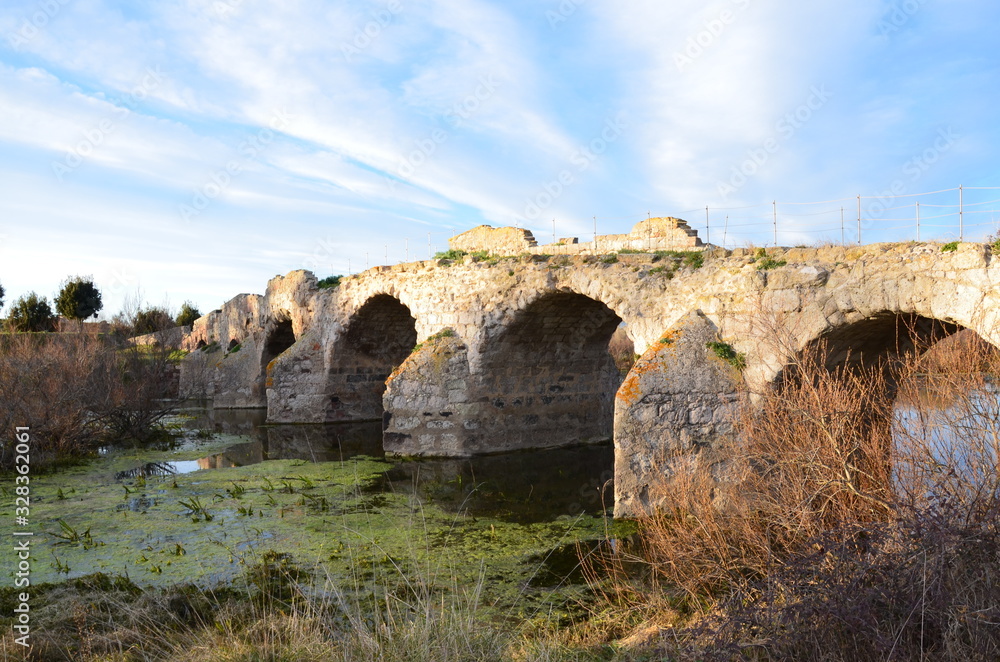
449, 217, 703, 258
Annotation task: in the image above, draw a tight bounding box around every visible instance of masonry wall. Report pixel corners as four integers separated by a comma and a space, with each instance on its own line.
449, 217, 703, 258
179, 240, 1000, 518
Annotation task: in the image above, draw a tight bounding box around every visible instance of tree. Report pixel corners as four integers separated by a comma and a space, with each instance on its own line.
175, 301, 201, 327
0, 281, 5, 312
133, 306, 174, 335
55, 276, 103, 321
8, 292, 55, 332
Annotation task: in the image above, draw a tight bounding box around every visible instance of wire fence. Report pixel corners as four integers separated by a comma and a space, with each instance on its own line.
667, 185, 1000, 249
334, 185, 1000, 274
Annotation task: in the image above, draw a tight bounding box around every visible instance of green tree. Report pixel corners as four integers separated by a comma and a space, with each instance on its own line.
175, 301, 201, 327
8, 292, 55, 332
133, 306, 174, 335
0, 281, 5, 311
55, 276, 103, 320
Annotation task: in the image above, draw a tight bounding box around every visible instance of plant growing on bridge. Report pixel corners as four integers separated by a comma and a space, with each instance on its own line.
647, 265, 674, 278
317, 275, 342, 289
706, 340, 746, 370
753, 247, 786, 270
650, 249, 705, 269
683, 252, 704, 269
433, 249, 467, 261
412, 328, 456, 353
941, 241, 959, 252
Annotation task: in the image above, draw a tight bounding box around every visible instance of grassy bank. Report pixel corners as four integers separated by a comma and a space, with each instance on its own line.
4, 329, 1000, 660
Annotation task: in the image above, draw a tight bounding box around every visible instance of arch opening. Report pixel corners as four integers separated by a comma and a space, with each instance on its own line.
326, 294, 417, 422
748, 313, 1000, 526
262, 319, 295, 368
807, 313, 959, 374
479, 292, 623, 449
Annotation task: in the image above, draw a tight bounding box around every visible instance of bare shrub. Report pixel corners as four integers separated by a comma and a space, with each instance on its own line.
0, 333, 176, 470
608, 325, 637, 375
634, 344, 894, 606
603, 331, 1000, 661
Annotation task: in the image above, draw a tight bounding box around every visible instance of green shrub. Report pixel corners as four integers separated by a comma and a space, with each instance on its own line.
434, 249, 467, 260
683, 252, 704, 269
648, 265, 674, 278
600, 254, 619, 264
706, 340, 746, 370
132, 306, 174, 335
753, 248, 786, 270
7, 292, 55, 332
941, 241, 959, 252
652, 249, 705, 269
317, 275, 342, 289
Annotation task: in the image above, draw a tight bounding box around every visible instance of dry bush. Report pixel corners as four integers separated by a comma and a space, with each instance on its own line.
635, 345, 895, 605
604, 332, 1000, 661
0, 333, 176, 470
607, 326, 636, 376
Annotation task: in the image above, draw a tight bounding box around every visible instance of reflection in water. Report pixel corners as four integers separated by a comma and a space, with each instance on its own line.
115, 462, 179, 480
381, 445, 615, 523
174, 406, 615, 524
893, 377, 1000, 498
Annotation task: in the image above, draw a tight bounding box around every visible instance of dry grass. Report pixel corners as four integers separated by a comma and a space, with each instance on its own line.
6, 323, 1000, 661
1, 559, 521, 662
594, 330, 1000, 660
607, 326, 636, 376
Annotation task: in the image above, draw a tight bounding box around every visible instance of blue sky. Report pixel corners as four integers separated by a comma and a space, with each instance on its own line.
0, 0, 998, 317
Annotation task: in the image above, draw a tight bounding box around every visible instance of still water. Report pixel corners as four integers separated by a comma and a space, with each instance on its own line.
176, 405, 616, 524
19, 403, 624, 616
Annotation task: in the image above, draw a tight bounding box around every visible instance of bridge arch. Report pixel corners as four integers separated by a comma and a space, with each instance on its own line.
476, 290, 625, 449
324, 293, 417, 422
780, 312, 962, 382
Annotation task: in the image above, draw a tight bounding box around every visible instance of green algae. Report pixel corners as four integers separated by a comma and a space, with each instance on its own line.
3, 430, 631, 616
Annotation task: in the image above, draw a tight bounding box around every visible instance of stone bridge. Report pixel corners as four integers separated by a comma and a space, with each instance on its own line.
178, 233, 1000, 517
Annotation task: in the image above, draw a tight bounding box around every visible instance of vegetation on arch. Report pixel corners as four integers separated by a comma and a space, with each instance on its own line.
751, 247, 787, 270
316, 275, 343, 289
55, 276, 103, 321
706, 340, 746, 371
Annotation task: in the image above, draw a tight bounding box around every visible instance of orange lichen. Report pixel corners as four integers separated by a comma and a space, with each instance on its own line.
615, 330, 682, 406
265, 358, 278, 388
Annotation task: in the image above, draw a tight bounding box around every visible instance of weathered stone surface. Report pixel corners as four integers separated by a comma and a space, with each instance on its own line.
383, 332, 475, 456
613, 311, 741, 517
449, 225, 538, 255
449, 218, 704, 258
177, 238, 1000, 518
